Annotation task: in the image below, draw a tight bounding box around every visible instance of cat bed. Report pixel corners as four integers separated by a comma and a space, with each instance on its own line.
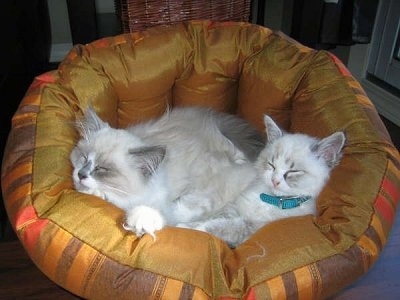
2, 21, 400, 299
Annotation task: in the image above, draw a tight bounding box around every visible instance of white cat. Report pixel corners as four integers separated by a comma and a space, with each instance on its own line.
178, 115, 346, 247
70, 106, 263, 238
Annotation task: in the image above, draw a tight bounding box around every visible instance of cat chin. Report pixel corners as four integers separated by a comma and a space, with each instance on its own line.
263, 183, 291, 196
265, 186, 311, 198
73, 174, 98, 191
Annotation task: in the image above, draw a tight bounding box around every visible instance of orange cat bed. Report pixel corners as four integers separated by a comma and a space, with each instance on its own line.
2, 21, 400, 299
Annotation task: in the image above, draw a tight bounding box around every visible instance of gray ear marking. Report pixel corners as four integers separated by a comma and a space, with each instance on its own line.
263, 115, 283, 142
76, 107, 109, 140
129, 145, 167, 178
312, 131, 346, 168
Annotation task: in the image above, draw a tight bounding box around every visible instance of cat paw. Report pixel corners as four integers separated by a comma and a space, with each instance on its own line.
123, 205, 165, 239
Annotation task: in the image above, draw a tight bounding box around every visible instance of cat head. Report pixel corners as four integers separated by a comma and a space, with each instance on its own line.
70, 108, 166, 210
255, 115, 346, 198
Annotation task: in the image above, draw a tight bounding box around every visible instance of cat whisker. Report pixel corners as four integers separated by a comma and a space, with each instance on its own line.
103, 184, 130, 196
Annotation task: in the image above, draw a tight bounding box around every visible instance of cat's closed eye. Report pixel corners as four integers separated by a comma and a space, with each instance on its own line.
93, 165, 109, 175
284, 170, 305, 180
267, 162, 275, 170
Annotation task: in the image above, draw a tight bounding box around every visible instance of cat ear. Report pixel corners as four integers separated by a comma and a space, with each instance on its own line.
129, 146, 166, 178
263, 115, 283, 142
84, 107, 110, 131
76, 107, 110, 140
312, 132, 346, 168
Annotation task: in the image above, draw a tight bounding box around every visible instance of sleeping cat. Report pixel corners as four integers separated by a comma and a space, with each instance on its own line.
70, 106, 264, 238
178, 115, 346, 247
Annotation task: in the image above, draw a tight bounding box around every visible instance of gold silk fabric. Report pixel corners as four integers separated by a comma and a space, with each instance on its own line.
2, 21, 400, 299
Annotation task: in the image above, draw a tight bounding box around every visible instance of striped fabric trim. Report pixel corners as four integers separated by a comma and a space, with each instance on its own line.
16, 206, 49, 252
42, 229, 78, 281
292, 267, 315, 300
374, 162, 400, 229
2, 73, 57, 249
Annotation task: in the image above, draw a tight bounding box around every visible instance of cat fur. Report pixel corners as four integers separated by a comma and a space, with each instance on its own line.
70, 106, 264, 238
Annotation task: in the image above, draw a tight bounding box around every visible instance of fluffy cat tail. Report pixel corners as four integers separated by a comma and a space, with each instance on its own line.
214, 162, 258, 206
216, 113, 265, 162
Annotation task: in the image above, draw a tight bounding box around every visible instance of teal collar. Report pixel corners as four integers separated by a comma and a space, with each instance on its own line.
259, 193, 312, 209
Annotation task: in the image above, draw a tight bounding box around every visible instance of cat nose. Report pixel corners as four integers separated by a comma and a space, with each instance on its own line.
78, 171, 88, 180
78, 161, 92, 180
272, 178, 280, 187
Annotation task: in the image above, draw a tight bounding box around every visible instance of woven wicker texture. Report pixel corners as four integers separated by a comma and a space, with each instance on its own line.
2, 21, 399, 299
115, 0, 251, 32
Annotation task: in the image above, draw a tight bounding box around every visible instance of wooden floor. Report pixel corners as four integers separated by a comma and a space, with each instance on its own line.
0, 117, 399, 299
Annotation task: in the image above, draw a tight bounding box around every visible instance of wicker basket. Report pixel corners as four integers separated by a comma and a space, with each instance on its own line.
114, 0, 251, 33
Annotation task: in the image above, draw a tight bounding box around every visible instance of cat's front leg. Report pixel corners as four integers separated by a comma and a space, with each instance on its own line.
123, 205, 165, 239
176, 220, 207, 231
177, 217, 251, 248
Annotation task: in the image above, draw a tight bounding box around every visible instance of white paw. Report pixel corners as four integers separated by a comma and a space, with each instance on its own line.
123, 206, 165, 239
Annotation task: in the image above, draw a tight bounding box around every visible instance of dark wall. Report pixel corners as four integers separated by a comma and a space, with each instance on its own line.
0, 0, 52, 239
